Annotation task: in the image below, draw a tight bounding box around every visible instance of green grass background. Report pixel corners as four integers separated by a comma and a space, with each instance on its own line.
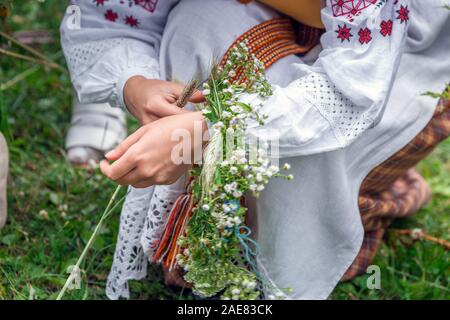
0, 1, 448, 300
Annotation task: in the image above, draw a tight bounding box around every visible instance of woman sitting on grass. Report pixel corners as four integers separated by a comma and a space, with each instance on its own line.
60, 0, 449, 299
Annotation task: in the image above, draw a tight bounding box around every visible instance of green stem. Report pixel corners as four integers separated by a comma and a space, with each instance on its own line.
0, 48, 62, 71
56, 185, 123, 300
0, 30, 66, 73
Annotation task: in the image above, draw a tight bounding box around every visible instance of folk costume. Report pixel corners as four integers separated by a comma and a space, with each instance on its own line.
60, 0, 450, 299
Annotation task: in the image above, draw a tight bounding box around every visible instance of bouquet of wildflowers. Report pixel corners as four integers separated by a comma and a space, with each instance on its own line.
152, 41, 292, 299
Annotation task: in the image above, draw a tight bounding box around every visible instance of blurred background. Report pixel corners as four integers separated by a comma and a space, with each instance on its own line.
0, 1, 448, 300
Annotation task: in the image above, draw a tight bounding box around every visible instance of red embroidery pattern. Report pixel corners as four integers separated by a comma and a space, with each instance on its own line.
94, 0, 108, 6
104, 9, 118, 22
358, 27, 372, 44
100, 0, 159, 27
380, 19, 393, 37
396, 4, 409, 24
134, 0, 159, 13
125, 15, 139, 27
331, 0, 377, 22
336, 24, 353, 42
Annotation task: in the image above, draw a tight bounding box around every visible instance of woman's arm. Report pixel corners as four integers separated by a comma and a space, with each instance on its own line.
257, 0, 324, 28
244, 0, 410, 157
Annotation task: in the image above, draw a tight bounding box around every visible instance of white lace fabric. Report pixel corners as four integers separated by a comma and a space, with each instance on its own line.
106, 182, 184, 300
299, 73, 374, 146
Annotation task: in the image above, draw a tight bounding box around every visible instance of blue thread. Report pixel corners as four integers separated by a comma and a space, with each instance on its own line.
235, 226, 260, 274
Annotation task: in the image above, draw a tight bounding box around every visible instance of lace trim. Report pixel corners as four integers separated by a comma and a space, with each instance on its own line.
64, 38, 127, 78
106, 186, 153, 300
106, 182, 184, 299
298, 73, 374, 146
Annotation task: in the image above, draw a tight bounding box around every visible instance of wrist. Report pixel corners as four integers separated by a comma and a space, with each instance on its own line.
117, 68, 156, 111
123, 76, 150, 119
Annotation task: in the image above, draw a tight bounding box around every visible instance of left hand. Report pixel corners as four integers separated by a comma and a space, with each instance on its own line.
100, 112, 208, 188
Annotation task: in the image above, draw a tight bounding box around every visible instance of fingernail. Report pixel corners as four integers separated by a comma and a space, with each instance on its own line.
105, 149, 115, 159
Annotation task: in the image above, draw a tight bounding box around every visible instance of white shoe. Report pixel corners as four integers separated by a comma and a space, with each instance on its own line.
66, 97, 127, 167
0, 133, 8, 229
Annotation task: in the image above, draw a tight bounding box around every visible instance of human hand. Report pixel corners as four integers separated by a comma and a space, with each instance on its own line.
123, 76, 205, 125
100, 111, 208, 188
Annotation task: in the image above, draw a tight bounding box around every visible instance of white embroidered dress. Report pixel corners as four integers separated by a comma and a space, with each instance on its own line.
60, 0, 450, 299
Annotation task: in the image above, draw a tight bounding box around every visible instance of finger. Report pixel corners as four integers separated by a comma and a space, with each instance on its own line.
105, 126, 147, 161
166, 82, 204, 104
115, 167, 150, 186
152, 98, 189, 118
132, 179, 156, 189
100, 160, 114, 180
100, 149, 138, 181
189, 90, 205, 103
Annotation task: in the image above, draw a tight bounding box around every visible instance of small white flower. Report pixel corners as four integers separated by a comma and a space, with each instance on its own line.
230, 166, 238, 174
238, 157, 247, 164
202, 204, 210, 211
268, 294, 276, 300
249, 184, 257, 191
225, 220, 234, 228
233, 190, 243, 198
256, 173, 263, 182
222, 204, 231, 214
38, 209, 49, 220
230, 105, 243, 113
269, 165, 279, 174
228, 70, 236, 77
287, 174, 294, 180
257, 185, 265, 192
283, 163, 291, 170
231, 288, 241, 295
213, 121, 224, 130
203, 89, 211, 96
224, 182, 238, 194
222, 111, 232, 119
226, 127, 234, 135
202, 109, 211, 115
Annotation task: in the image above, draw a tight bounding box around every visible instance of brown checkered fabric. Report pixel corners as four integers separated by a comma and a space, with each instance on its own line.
342, 98, 450, 281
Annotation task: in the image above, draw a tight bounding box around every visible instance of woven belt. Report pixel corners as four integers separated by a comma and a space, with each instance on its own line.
220, 18, 322, 82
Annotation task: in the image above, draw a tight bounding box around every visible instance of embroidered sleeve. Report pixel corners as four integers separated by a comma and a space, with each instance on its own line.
60, 0, 166, 109
246, 0, 411, 157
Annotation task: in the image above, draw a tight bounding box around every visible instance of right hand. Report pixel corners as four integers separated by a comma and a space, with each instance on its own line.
123, 76, 205, 125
